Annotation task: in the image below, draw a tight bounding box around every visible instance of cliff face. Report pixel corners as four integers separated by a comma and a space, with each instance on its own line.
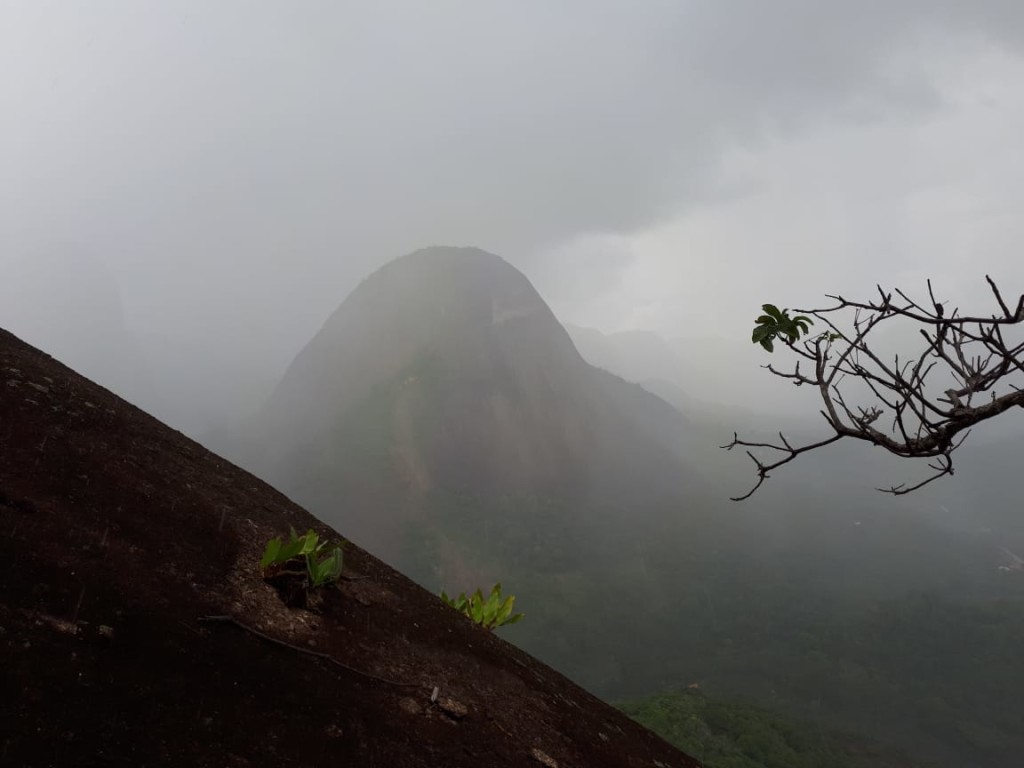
0, 327, 700, 768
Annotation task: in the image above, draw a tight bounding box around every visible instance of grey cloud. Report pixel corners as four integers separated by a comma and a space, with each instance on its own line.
5, 2, 1005, 257
1, 1, 1021, 430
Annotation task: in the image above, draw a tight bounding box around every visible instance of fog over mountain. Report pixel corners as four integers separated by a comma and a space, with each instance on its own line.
219, 247, 710, 563
4, 2, 1024, 430
568, 320, 1024, 546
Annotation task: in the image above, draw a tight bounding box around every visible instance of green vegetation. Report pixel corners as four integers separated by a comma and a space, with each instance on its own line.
261, 527, 344, 588
751, 304, 814, 352
410, 485, 1024, 768
620, 689, 921, 768
440, 582, 524, 630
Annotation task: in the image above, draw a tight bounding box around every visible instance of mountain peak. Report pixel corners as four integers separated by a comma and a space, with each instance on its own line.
356, 245, 556, 330
388, 244, 511, 267
233, 248, 700, 563
254, 247, 585, 445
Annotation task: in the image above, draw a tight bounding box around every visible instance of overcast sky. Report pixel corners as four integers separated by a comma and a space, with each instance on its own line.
2, 1, 1023, 430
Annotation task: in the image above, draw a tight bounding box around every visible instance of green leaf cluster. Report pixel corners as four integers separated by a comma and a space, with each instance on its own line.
751, 304, 814, 352
261, 527, 344, 588
440, 582, 524, 630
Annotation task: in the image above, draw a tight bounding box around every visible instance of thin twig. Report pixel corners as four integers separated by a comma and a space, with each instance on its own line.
722, 431, 845, 501
198, 615, 420, 688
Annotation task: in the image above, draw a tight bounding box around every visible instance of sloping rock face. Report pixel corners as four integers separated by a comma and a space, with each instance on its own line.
0, 328, 700, 768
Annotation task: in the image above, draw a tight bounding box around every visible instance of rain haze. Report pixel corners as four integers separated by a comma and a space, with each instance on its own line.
4, 4, 1024, 766
3, 1, 1024, 432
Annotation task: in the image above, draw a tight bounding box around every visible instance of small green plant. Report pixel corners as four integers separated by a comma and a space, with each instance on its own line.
440, 582, 524, 630
751, 303, 814, 352
261, 527, 344, 588
307, 543, 344, 588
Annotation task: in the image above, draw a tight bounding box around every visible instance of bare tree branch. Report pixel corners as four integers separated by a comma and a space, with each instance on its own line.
729, 276, 1024, 500
722, 431, 845, 501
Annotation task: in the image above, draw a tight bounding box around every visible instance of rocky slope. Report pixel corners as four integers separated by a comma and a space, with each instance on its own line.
0, 327, 700, 768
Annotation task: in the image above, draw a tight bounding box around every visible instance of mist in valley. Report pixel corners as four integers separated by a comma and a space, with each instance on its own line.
3, 3, 1024, 766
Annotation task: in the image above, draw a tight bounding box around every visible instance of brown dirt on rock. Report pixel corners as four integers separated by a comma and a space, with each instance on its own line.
0, 328, 700, 768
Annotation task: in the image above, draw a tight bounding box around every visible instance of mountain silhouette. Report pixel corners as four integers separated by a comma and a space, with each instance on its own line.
230, 246, 710, 563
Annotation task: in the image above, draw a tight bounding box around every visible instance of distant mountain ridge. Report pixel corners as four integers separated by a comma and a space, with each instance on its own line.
563, 321, 791, 430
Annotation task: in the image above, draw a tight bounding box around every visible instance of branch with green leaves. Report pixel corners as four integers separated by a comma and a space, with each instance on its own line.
725, 276, 1024, 500
750, 304, 816, 352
